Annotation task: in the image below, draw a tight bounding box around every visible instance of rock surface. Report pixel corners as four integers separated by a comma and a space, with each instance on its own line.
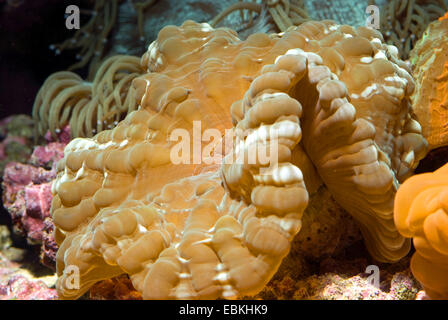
0, 252, 57, 300
1, 122, 68, 269
0, 115, 34, 177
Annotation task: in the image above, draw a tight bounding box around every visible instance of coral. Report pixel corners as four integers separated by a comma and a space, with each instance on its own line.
394, 162, 448, 299
210, 0, 309, 32
236, 189, 363, 300
49, 0, 120, 78
441, 9, 448, 20
210, 1, 264, 29
132, 0, 157, 41
50, 20, 426, 300
32, 55, 144, 139
265, 0, 309, 30
305, 0, 371, 27
48, 0, 158, 78
289, 187, 362, 260
409, 12, 448, 150
223, 26, 427, 263
374, 0, 447, 59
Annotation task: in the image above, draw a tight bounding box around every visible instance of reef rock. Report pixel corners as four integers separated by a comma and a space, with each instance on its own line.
0, 115, 34, 176
0, 252, 57, 300
3, 163, 56, 244
90, 274, 142, 300
257, 257, 422, 300
1, 129, 67, 268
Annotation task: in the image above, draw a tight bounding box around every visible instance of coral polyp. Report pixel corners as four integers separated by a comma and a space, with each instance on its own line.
50, 20, 426, 299
2, 0, 448, 302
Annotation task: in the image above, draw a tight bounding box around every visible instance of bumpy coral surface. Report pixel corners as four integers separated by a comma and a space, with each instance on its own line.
51, 20, 426, 299
394, 162, 448, 299
410, 12, 448, 150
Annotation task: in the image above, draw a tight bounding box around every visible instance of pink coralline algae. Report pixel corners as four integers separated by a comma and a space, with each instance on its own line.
0, 252, 58, 300
40, 216, 57, 269
1, 127, 68, 268
0, 273, 58, 300
43, 125, 71, 145
256, 256, 422, 300
2, 162, 56, 244
29, 142, 65, 169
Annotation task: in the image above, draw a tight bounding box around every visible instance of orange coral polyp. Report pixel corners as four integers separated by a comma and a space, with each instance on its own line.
394, 163, 448, 299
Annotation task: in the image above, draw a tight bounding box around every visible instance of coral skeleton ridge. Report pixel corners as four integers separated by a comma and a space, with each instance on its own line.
48, 20, 427, 299
410, 13, 448, 150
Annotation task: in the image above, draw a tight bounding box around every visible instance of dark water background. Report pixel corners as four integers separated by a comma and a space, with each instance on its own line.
0, 0, 92, 119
